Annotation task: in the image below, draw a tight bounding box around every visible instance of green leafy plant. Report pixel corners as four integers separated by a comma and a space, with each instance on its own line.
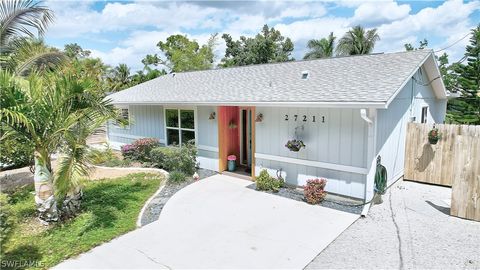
285, 139, 305, 152
0, 193, 13, 254
0, 133, 34, 170
121, 138, 160, 162
428, 127, 441, 144
303, 178, 327, 204
169, 171, 187, 183
150, 142, 197, 174
87, 147, 117, 165
256, 169, 283, 192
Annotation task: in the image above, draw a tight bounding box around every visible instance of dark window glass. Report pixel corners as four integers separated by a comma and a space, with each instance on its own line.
167, 129, 179, 145
166, 109, 179, 127
181, 130, 195, 144
421, 107, 428, 123
180, 110, 195, 129
121, 108, 129, 120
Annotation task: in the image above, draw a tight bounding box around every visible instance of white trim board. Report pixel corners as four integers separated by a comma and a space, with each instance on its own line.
111, 101, 387, 109
196, 156, 219, 172
255, 153, 368, 175
109, 132, 166, 144
197, 145, 219, 152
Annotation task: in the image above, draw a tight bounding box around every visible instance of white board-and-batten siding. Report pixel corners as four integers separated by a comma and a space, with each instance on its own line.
254, 107, 369, 199
107, 105, 220, 171
376, 67, 447, 185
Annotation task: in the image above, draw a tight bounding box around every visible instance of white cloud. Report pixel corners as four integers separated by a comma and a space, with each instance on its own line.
375, 0, 480, 59
351, 1, 411, 26
51, 0, 479, 70
46, 1, 222, 38
90, 30, 217, 70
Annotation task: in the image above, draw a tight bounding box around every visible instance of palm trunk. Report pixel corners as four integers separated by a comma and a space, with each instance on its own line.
33, 150, 58, 223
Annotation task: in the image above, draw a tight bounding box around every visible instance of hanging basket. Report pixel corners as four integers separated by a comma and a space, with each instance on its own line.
428, 127, 441, 145
285, 139, 305, 152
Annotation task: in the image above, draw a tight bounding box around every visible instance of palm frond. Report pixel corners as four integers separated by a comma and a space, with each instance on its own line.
0, 0, 54, 47
6, 38, 65, 76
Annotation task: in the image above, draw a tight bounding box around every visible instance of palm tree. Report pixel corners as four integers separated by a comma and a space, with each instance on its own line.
108, 63, 131, 91
0, 70, 119, 222
336, 25, 380, 56
0, 0, 64, 74
303, 32, 336, 59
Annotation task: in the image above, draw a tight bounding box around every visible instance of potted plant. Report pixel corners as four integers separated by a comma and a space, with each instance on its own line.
428, 127, 441, 144
228, 120, 237, 129
285, 139, 305, 152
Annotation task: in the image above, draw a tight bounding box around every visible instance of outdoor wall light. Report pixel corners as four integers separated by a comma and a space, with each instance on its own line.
209, 112, 216, 120
255, 113, 264, 122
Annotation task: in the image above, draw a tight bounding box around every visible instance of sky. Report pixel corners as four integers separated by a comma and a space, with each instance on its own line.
43, 0, 480, 71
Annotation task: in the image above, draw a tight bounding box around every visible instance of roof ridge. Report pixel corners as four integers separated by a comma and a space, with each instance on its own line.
147, 49, 433, 79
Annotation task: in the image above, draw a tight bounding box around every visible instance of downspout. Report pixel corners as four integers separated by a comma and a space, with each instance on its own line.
360, 109, 373, 124
360, 109, 374, 217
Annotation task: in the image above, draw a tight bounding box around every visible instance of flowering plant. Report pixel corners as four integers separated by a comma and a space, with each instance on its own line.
121, 138, 160, 161
285, 139, 305, 152
303, 178, 327, 204
428, 127, 441, 144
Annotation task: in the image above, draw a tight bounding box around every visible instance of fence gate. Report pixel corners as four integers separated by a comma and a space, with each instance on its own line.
404, 123, 480, 221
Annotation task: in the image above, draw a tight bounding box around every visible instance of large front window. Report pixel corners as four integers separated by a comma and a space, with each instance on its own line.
165, 109, 195, 145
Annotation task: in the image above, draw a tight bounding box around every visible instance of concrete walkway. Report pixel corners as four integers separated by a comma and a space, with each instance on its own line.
55, 174, 358, 269
306, 179, 480, 269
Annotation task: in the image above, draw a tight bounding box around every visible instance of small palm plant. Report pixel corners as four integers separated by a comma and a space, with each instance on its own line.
0, 70, 121, 222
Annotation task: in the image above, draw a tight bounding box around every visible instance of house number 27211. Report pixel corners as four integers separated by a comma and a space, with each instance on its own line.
284, 114, 325, 123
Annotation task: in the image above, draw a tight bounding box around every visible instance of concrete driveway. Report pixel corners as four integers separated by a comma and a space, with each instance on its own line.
55, 174, 358, 269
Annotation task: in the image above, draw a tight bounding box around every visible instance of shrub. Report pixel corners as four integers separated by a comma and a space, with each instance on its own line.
304, 178, 327, 204
0, 135, 34, 170
150, 142, 197, 174
169, 171, 186, 183
256, 169, 283, 192
87, 147, 117, 165
0, 193, 13, 253
121, 138, 160, 162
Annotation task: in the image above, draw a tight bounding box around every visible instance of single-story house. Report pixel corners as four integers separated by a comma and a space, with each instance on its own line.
106, 50, 447, 201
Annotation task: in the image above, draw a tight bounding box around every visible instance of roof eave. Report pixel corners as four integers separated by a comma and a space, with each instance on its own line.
110, 101, 388, 109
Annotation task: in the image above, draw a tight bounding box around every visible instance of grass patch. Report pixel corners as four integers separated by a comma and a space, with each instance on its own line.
1, 173, 163, 270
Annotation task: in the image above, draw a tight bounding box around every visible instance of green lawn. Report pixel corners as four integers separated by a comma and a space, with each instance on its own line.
1, 173, 163, 270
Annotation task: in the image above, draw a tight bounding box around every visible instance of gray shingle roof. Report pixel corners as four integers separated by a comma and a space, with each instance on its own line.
107, 50, 433, 106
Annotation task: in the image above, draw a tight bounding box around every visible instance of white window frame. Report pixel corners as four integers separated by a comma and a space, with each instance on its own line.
163, 106, 198, 146
421, 106, 428, 124
113, 105, 130, 129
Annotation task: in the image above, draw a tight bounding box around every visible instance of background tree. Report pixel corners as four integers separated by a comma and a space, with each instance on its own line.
303, 32, 336, 59
405, 39, 428, 51
107, 63, 131, 91
64, 43, 91, 59
446, 25, 480, 124
143, 34, 217, 72
336, 25, 380, 56
221, 25, 294, 67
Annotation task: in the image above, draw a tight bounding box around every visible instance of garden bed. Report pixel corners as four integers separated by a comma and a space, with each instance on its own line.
247, 183, 363, 215
1, 173, 163, 270
140, 169, 217, 226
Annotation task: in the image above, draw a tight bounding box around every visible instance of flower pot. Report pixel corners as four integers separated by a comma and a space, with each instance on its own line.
428, 137, 439, 144
289, 147, 300, 152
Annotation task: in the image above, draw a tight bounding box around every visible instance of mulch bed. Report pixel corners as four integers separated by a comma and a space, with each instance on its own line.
247, 183, 363, 215
140, 169, 217, 226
